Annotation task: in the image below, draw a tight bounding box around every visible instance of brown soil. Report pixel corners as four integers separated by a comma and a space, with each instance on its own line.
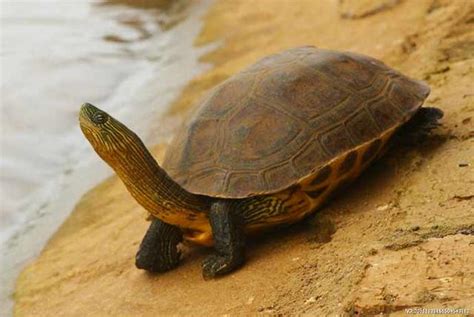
14, 0, 473, 316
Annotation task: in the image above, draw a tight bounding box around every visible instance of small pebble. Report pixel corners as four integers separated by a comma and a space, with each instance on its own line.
305, 297, 316, 304
376, 204, 389, 211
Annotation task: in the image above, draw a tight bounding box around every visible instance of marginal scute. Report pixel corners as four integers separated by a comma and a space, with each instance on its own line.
308, 165, 332, 187
362, 139, 382, 164
388, 77, 429, 114
162, 46, 430, 198
338, 150, 358, 176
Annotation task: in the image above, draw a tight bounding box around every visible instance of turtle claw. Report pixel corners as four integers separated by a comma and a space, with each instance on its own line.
136, 249, 181, 273
201, 254, 234, 279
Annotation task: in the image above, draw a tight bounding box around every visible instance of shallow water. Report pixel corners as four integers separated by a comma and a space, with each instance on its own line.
0, 0, 213, 314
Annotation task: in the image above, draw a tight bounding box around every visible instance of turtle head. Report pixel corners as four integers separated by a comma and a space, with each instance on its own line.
79, 103, 141, 163
79, 103, 207, 226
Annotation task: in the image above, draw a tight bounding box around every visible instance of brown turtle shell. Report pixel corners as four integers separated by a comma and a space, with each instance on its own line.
162, 46, 430, 198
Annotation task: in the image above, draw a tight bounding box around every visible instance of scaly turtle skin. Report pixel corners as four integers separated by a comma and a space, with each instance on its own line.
79, 46, 442, 279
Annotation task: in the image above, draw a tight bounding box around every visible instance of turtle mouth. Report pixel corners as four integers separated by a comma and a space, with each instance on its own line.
79, 103, 97, 128
79, 103, 111, 155
80, 103, 98, 120
79, 104, 98, 137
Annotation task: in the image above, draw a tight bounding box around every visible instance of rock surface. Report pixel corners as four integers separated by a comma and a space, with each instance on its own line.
15, 0, 474, 316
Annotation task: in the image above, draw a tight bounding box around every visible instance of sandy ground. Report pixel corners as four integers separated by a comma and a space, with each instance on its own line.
14, 0, 473, 316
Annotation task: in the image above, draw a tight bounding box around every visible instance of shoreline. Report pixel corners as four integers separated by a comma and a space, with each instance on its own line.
1, 0, 212, 315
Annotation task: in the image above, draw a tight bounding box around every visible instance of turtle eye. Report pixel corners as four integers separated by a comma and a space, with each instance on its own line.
92, 112, 108, 124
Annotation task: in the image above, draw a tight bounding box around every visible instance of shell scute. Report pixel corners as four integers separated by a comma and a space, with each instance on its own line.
225, 172, 263, 197
345, 109, 382, 144
254, 62, 349, 122
263, 163, 299, 192
198, 73, 257, 119
319, 125, 355, 156
367, 97, 403, 129
219, 97, 302, 169
389, 77, 429, 114
162, 46, 430, 198
291, 139, 330, 175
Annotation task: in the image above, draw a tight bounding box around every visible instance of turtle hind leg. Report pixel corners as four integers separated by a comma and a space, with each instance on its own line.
412, 107, 443, 128
135, 218, 183, 273
202, 200, 245, 279
397, 107, 444, 145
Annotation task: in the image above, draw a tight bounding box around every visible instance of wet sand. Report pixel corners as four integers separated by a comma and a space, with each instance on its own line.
13, 0, 474, 316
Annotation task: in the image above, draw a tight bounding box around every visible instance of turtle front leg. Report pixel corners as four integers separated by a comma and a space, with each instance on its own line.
135, 218, 183, 273
202, 200, 245, 279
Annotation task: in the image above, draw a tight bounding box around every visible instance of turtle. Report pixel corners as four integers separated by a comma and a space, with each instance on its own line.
79, 46, 442, 279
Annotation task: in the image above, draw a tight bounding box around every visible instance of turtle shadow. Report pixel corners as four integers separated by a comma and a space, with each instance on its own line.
173, 222, 316, 277
307, 128, 449, 224
247, 130, 448, 263
176, 130, 449, 275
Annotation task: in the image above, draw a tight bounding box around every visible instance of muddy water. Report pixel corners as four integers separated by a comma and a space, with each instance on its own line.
0, 0, 213, 314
